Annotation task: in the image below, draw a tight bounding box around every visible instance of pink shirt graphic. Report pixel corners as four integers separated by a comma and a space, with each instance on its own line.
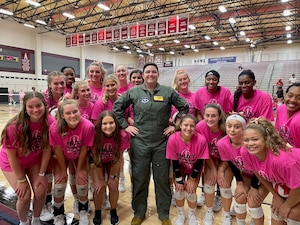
101, 130, 130, 163
89, 85, 103, 104
231, 89, 274, 121
0, 115, 55, 172
218, 135, 253, 175
49, 117, 95, 161
196, 120, 223, 158
171, 91, 196, 118
275, 104, 300, 147
79, 102, 94, 121
194, 86, 233, 116
166, 132, 209, 174
91, 98, 114, 121
241, 147, 300, 190
64, 87, 72, 95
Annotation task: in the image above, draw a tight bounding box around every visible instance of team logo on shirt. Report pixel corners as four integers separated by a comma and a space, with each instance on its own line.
66, 135, 81, 154
141, 97, 149, 103
102, 143, 113, 160
31, 130, 41, 153
242, 106, 253, 121
279, 124, 294, 146
208, 138, 220, 158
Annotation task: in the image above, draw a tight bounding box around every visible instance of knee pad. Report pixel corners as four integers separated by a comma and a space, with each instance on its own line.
69, 175, 76, 186
286, 218, 300, 225
234, 202, 247, 214
248, 206, 264, 219
128, 163, 132, 177
185, 192, 197, 203
174, 190, 185, 200
54, 183, 67, 198
76, 184, 88, 197
220, 188, 232, 199
271, 211, 284, 221
204, 184, 215, 194
46, 174, 53, 183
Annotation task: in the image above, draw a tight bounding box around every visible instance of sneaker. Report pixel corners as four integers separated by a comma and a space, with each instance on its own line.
203, 211, 214, 225
31, 219, 42, 225
131, 217, 145, 225
161, 219, 172, 225
175, 211, 185, 225
102, 194, 111, 210
79, 210, 90, 225
93, 210, 102, 225
110, 214, 119, 225
54, 215, 65, 225
40, 203, 54, 221
73, 199, 79, 214
188, 211, 199, 225
222, 214, 232, 225
197, 192, 205, 207
118, 178, 126, 193
212, 195, 222, 212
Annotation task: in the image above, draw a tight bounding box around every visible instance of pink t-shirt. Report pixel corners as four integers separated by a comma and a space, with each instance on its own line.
118, 85, 129, 95
79, 102, 94, 121
241, 147, 300, 189
89, 85, 103, 104
218, 135, 253, 175
166, 132, 209, 174
91, 98, 114, 121
275, 104, 300, 148
64, 87, 72, 95
196, 120, 223, 158
19, 91, 25, 99
49, 117, 95, 161
100, 130, 130, 163
231, 89, 274, 121
171, 91, 196, 118
0, 115, 55, 172
194, 86, 233, 116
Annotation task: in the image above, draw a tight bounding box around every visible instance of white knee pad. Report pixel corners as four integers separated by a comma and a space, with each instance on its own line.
286, 218, 300, 225
76, 184, 88, 197
69, 175, 76, 186
46, 174, 53, 183
204, 184, 215, 194
220, 188, 232, 199
248, 206, 264, 219
128, 163, 132, 177
234, 202, 247, 214
54, 183, 67, 198
185, 192, 197, 203
174, 190, 185, 200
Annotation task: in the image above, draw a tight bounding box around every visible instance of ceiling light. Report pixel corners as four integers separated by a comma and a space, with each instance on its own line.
281, 0, 289, 2
174, 39, 180, 44
204, 35, 211, 40
35, 19, 47, 25
170, 51, 175, 54
25, 0, 41, 7
188, 25, 196, 30
158, 47, 165, 51
24, 23, 35, 28
287, 40, 292, 44
285, 25, 291, 31
62, 12, 75, 19
97, 3, 110, 11
136, 49, 143, 53
0, 8, 13, 16
246, 38, 251, 42
146, 43, 153, 47
229, 17, 236, 24
239, 31, 246, 36
194, 49, 199, 52
213, 41, 218, 46
184, 44, 190, 48
123, 45, 130, 49
218, 5, 227, 13
283, 10, 291, 16
286, 33, 292, 38
220, 46, 225, 50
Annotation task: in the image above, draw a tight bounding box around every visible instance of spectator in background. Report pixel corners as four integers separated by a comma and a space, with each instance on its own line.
19, 89, 25, 105
289, 74, 297, 85
276, 79, 284, 87
276, 86, 284, 102
8, 89, 16, 106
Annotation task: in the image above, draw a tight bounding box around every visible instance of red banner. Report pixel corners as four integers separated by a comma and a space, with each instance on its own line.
168, 16, 177, 34
138, 23, 147, 38
121, 26, 129, 40
113, 27, 120, 41
72, 34, 78, 46
85, 32, 91, 45
179, 14, 188, 33
98, 29, 105, 43
157, 19, 167, 35
78, 33, 84, 46
130, 23, 137, 39
66, 35, 71, 47
147, 21, 156, 37
91, 31, 98, 44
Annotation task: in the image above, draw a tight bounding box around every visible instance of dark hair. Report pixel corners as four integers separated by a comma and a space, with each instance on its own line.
205, 70, 220, 80
61, 66, 75, 73
143, 62, 158, 73
204, 103, 227, 135
94, 111, 122, 167
129, 69, 143, 81
286, 82, 300, 93
180, 114, 197, 125
233, 69, 256, 112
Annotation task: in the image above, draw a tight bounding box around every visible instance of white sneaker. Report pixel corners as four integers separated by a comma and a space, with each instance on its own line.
175, 211, 185, 225
197, 192, 205, 207
31, 219, 42, 225
54, 215, 65, 225
40, 203, 53, 221
212, 195, 222, 212
102, 194, 111, 210
73, 199, 79, 214
79, 210, 90, 225
203, 211, 214, 225
222, 214, 232, 225
8, 103, 12, 105
118, 178, 126, 193
188, 211, 199, 225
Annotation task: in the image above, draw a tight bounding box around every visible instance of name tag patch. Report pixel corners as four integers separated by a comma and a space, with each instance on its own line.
154, 96, 164, 101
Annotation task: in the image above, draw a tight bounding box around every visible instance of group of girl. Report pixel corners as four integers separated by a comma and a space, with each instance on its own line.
0, 63, 143, 225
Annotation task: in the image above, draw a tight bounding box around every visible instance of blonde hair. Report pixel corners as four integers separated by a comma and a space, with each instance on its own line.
102, 74, 119, 104
71, 80, 89, 99
86, 62, 106, 85
47, 71, 66, 107
56, 99, 79, 135
171, 69, 190, 91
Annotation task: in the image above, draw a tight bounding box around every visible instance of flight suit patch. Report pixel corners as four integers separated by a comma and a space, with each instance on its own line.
154, 96, 164, 101
141, 97, 149, 103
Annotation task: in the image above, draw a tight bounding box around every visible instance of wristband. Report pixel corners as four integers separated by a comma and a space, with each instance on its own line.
17, 178, 27, 183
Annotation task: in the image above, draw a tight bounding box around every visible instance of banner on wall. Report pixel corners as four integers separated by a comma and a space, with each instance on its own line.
208, 56, 236, 64
66, 14, 189, 47
21, 52, 30, 71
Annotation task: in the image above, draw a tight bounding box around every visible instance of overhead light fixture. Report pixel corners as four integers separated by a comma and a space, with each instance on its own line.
204, 35, 211, 40
286, 33, 292, 38
194, 49, 199, 52
220, 46, 225, 50
35, 19, 47, 25
281, 0, 289, 2
285, 25, 291, 31
24, 23, 35, 28
184, 44, 190, 48
0, 8, 13, 16
170, 51, 175, 54
97, 3, 110, 11
25, 0, 41, 7
123, 45, 130, 49
283, 9, 291, 16
158, 47, 165, 51
213, 41, 219, 46
287, 40, 292, 44
174, 39, 180, 44
146, 43, 153, 47
62, 12, 75, 19
188, 24, 196, 30
229, 17, 236, 24
218, 5, 227, 13
239, 31, 246, 36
